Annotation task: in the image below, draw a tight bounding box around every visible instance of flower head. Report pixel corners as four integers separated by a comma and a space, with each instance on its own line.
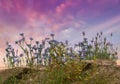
50, 33, 54, 37
20, 53, 24, 57
82, 32, 85, 36
20, 33, 24, 36
50, 33, 55, 40
100, 32, 103, 36
30, 37, 33, 41
65, 40, 68, 45
15, 41, 18, 44
36, 41, 39, 45
110, 33, 113, 37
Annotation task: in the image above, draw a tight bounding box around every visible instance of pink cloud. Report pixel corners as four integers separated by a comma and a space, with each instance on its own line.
0, 0, 120, 67
56, 3, 66, 14
0, 0, 119, 29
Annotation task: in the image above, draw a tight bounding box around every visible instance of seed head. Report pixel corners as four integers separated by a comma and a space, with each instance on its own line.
36, 41, 39, 45
82, 32, 85, 36
15, 41, 18, 44
20, 33, 24, 36
110, 33, 113, 37
30, 37, 33, 41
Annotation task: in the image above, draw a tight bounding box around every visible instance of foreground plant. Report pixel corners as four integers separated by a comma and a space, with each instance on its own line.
4, 32, 118, 68
75, 32, 117, 60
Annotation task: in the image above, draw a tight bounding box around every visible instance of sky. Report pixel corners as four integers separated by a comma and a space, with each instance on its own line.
0, 0, 120, 66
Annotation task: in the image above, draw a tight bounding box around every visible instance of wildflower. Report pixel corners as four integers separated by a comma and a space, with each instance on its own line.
99, 35, 101, 38
78, 42, 82, 47
50, 33, 54, 37
36, 41, 39, 45
18, 40, 22, 44
40, 44, 44, 48
94, 42, 98, 47
78, 51, 82, 54
15, 41, 18, 44
20, 53, 23, 57
95, 37, 98, 40
81, 52, 86, 59
8, 44, 12, 48
60, 42, 64, 46
104, 37, 106, 41
42, 40, 45, 45
22, 37, 25, 41
110, 33, 113, 37
11, 49, 15, 56
65, 40, 68, 45
68, 53, 75, 58
27, 44, 31, 48
82, 47, 86, 50
74, 44, 78, 48
30, 49, 33, 52
45, 37, 50, 40
88, 45, 92, 49
100, 32, 103, 36
82, 32, 85, 36
20, 33, 24, 36
104, 37, 106, 44
70, 47, 73, 53
66, 48, 69, 51
49, 39, 59, 45
42, 53, 46, 58
106, 42, 111, 46
91, 38, 94, 43
13, 57, 19, 64
34, 53, 38, 58
45, 48, 49, 53
84, 38, 87, 41
97, 33, 99, 36
91, 40, 94, 43
5, 48, 9, 52
30, 37, 33, 41
33, 45, 37, 50
50, 33, 55, 40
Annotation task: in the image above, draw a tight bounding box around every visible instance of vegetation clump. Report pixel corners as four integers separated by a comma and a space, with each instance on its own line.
1, 32, 118, 84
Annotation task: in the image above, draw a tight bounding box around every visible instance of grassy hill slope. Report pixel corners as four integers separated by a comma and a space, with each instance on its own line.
0, 61, 120, 84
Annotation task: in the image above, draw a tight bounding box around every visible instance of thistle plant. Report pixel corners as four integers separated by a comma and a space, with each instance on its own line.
75, 32, 117, 60
15, 33, 47, 67
3, 32, 119, 84
5, 32, 118, 69
5, 42, 22, 68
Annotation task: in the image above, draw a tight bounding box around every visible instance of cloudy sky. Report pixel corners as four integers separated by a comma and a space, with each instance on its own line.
0, 0, 120, 66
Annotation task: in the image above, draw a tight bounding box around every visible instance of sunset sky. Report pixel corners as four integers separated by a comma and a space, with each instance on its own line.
0, 0, 120, 66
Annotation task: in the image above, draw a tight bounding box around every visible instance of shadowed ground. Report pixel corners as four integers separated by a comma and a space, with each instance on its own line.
0, 61, 120, 84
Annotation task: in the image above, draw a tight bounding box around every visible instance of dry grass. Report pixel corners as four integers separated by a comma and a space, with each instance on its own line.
0, 61, 120, 84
